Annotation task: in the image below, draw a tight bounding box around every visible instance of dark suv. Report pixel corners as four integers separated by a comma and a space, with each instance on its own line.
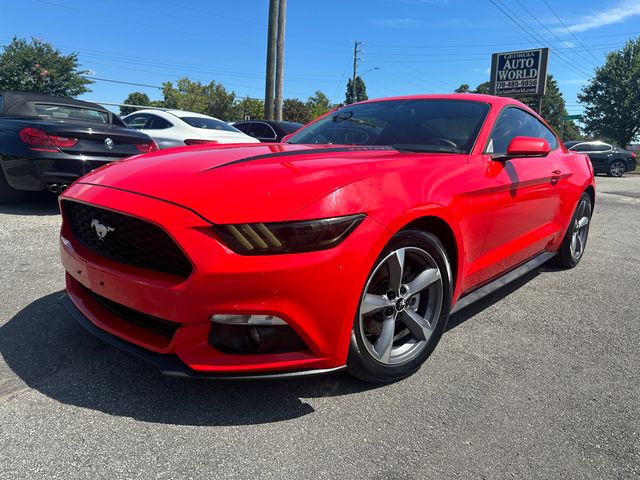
0, 91, 157, 203
564, 140, 637, 177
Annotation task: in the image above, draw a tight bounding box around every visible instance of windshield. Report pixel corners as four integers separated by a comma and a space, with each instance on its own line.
288, 99, 489, 154
34, 104, 110, 124
181, 116, 241, 132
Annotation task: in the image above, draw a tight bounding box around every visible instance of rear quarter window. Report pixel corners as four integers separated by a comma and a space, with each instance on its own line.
34, 104, 110, 124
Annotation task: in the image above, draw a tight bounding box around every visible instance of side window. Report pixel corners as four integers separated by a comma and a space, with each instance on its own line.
487, 107, 558, 154
0, 94, 3, 113
263, 125, 277, 140
572, 143, 591, 152
591, 143, 611, 152
146, 115, 172, 130
247, 123, 269, 138
234, 123, 250, 133
124, 114, 150, 130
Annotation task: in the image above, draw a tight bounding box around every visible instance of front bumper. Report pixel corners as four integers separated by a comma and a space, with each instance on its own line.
60, 293, 345, 380
59, 182, 390, 376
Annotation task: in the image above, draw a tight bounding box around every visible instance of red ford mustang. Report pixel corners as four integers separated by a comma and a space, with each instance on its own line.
59, 94, 595, 382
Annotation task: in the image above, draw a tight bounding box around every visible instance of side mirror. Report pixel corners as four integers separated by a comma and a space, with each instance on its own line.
506, 136, 550, 157
281, 133, 294, 143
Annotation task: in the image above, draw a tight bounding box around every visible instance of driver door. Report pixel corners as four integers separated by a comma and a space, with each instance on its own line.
476, 107, 566, 283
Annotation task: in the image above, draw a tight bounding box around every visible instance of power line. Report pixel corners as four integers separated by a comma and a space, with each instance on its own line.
486, 0, 592, 78
541, 0, 601, 64
86, 76, 162, 89
514, 0, 599, 68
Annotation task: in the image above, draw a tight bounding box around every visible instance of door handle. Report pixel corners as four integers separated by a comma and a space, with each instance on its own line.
552, 170, 561, 175
550, 170, 561, 185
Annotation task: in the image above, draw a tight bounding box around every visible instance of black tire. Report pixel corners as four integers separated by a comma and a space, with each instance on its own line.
553, 192, 592, 269
0, 168, 25, 204
347, 229, 452, 383
607, 160, 626, 177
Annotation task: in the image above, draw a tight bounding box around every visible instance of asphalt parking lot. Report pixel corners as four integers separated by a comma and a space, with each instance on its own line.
1, 175, 639, 479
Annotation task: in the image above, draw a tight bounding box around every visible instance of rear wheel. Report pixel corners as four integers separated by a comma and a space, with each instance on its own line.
607, 160, 626, 177
0, 169, 25, 204
347, 230, 452, 383
553, 192, 592, 269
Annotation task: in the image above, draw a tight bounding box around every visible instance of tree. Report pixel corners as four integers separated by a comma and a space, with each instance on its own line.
521, 75, 580, 140
578, 38, 640, 147
474, 81, 491, 94
307, 90, 331, 119
345, 76, 368, 104
120, 92, 152, 116
161, 77, 237, 119
283, 98, 312, 123
454, 82, 490, 94
233, 97, 265, 121
0, 36, 91, 97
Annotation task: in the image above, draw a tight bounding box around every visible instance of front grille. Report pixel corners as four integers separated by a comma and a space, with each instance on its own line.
63, 200, 192, 278
83, 285, 179, 338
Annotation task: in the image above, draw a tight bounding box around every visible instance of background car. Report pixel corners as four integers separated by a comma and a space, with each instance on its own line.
0, 91, 157, 204
233, 120, 303, 142
60, 94, 595, 383
564, 140, 637, 177
123, 109, 259, 148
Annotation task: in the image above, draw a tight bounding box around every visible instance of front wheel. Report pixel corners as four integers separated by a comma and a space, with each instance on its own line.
607, 160, 626, 177
347, 230, 452, 383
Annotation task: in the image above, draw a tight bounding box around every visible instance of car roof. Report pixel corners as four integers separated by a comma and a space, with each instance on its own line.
0, 91, 111, 117
125, 109, 224, 121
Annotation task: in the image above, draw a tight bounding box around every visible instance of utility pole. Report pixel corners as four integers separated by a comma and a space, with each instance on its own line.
274, 0, 287, 121
350, 41, 362, 104
264, 0, 278, 120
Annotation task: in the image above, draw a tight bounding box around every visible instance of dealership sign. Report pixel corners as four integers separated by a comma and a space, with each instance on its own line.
490, 48, 549, 97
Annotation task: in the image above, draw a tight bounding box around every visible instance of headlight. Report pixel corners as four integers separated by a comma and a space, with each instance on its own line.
212, 214, 365, 255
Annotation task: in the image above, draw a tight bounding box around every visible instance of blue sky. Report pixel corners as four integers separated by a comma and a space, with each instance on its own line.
4, 0, 640, 116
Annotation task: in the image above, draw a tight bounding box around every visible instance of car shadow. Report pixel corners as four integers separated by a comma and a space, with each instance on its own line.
2, 269, 553, 426
0, 192, 60, 216
446, 267, 547, 331
0, 291, 379, 426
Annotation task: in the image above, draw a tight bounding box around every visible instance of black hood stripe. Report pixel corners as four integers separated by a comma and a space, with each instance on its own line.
200, 145, 397, 172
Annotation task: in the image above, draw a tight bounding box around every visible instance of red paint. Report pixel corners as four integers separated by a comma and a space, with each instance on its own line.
59, 94, 595, 375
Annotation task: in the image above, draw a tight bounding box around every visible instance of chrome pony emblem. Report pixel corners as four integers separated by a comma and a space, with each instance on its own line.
91, 219, 115, 240
104, 138, 114, 150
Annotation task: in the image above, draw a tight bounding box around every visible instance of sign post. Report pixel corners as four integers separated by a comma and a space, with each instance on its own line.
490, 48, 549, 113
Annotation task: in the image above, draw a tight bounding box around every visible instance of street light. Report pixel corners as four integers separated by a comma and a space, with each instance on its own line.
360, 67, 381, 77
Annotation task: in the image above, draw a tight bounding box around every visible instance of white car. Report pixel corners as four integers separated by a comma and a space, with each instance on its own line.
122, 109, 259, 149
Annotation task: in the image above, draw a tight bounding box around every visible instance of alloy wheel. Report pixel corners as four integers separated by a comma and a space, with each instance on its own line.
609, 161, 625, 177
570, 197, 591, 260
358, 247, 444, 365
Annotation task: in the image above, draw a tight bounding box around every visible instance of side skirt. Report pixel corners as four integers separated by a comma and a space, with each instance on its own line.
451, 251, 556, 314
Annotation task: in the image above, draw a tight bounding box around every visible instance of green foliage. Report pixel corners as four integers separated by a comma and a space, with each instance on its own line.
474, 81, 491, 94
161, 77, 237, 119
453, 82, 490, 94
283, 98, 312, 123
307, 90, 331, 119
0, 36, 91, 97
234, 97, 265, 121
578, 38, 640, 147
121, 92, 153, 116
520, 75, 580, 140
345, 76, 368, 104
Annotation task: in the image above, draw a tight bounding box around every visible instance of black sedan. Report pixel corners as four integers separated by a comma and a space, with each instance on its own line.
564, 140, 637, 177
0, 91, 157, 203
232, 120, 303, 143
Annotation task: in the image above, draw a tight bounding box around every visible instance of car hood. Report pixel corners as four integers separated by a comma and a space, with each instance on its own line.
74, 143, 433, 223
